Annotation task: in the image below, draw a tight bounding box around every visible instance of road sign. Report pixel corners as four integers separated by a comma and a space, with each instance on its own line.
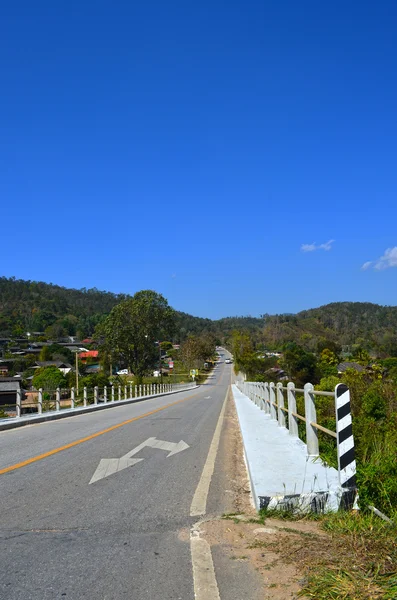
89, 437, 190, 484
169, 361, 174, 369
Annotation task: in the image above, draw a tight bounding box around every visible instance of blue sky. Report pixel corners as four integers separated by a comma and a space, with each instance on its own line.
1, 1, 396, 319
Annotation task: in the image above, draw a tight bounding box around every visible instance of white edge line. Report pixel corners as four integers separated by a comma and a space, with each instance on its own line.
189, 387, 229, 517
190, 522, 220, 600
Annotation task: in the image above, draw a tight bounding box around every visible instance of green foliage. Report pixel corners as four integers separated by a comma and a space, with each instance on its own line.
96, 290, 175, 380
262, 301, 397, 355
80, 373, 109, 388
0, 276, 127, 338
47, 344, 74, 363
280, 342, 319, 386
361, 383, 388, 420
180, 334, 216, 369
32, 366, 67, 391
39, 346, 52, 361
160, 341, 173, 351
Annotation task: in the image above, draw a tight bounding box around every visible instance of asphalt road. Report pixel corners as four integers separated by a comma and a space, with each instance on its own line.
0, 360, 243, 600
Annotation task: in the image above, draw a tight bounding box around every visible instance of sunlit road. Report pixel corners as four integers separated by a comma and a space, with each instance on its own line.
0, 361, 241, 599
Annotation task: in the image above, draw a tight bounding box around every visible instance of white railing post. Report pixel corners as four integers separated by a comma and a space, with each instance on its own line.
118, 385, 121, 401
304, 383, 319, 456
259, 383, 265, 410
139, 384, 142, 397
277, 383, 286, 427
269, 382, 277, 420
94, 386, 98, 405
56, 388, 61, 411
38, 388, 43, 414
104, 386, 107, 403
124, 385, 127, 400
129, 383, 132, 398
264, 382, 270, 413
71, 387, 75, 409
111, 385, 115, 402
83, 386, 87, 406
16, 388, 22, 418
134, 385, 138, 398
287, 382, 298, 437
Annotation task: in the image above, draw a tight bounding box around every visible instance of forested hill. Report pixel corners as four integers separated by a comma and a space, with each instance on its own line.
263, 302, 397, 354
0, 277, 127, 338
0, 277, 264, 341
2, 277, 396, 351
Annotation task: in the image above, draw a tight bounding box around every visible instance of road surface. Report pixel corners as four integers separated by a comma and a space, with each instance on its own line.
0, 359, 260, 599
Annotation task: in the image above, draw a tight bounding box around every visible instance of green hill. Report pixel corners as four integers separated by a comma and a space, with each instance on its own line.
262, 302, 397, 355
1, 277, 396, 354
0, 276, 263, 342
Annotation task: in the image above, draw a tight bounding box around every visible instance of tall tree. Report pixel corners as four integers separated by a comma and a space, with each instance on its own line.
96, 290, 175, 382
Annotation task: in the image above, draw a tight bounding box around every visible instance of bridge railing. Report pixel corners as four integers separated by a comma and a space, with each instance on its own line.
10, 381, 196, 419
236, 380, 356, 493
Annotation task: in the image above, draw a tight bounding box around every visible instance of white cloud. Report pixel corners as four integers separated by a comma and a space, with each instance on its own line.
362, 247, 397, 271
374, 247, 397, 270
301, 239, 334, 253
361, 261, 373, 271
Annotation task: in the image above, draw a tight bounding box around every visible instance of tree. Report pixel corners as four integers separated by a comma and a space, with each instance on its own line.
180, 338, 201, 369
231, 331, 255, 371
352, 346, 371, 365
180, 333, 217, 370
32, 366, 67, 391
280, 342, 319, 386
39, 346, 52, 361
47, 344, 74, 364
160, 341, 173, 351
97, 290, 175, 382
318, 348, 339, 377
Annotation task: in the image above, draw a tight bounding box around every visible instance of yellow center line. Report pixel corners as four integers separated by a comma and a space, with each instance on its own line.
0, 391, 200, 476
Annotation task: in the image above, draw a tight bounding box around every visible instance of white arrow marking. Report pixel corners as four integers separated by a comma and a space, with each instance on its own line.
89, 437, 189, 484
89, 457, 143, 484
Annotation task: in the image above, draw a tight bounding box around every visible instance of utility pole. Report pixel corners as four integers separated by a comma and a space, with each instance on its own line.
159, 341, 163, 384
75, 351, 79, 395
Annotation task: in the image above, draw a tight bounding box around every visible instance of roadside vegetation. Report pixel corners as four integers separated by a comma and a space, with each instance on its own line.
231, 328, 397, 598
251, 509, 397, 600
231, 331, 397, 517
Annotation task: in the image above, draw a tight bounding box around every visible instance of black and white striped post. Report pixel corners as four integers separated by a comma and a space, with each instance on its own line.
335, 383, 357, 508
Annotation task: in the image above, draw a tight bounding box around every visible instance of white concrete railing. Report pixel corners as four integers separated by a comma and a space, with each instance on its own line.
236, 380, 357, 494
14, 381, 196, 418
236, 380, 336, 456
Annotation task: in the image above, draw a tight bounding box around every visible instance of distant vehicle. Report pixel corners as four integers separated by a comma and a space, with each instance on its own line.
225, 358, 232, 364
117, 369, 128, 375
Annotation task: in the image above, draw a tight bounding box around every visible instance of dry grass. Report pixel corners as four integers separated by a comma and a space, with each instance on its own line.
252, 510, 397, 599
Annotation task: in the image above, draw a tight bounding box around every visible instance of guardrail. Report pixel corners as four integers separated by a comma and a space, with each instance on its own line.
236, 380, 357, 494
10, 382, 196, 419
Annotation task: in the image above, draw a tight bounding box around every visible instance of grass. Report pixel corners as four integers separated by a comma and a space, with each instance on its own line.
256, 508, 397, 600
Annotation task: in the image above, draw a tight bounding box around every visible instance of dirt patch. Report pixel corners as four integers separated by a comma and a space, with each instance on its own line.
215, 387, 256, 516
199, 516, 312, 599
